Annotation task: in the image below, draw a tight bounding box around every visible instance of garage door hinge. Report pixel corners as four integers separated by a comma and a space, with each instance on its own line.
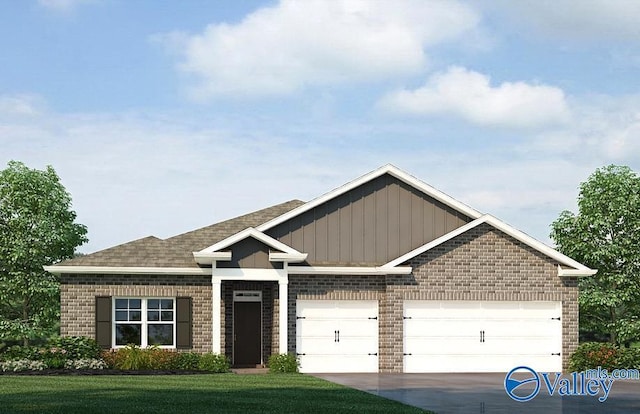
297, 353, 306, 356
403, 353, 412, 356
403, 316, 412, 319
368, 316, 378, 320
296, 316, 306, 320
551, 353, 561, 356
551, 317, 561, 320
368, 353, 378, 356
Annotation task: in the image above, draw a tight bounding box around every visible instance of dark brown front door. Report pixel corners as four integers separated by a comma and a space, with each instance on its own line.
233, 301, 261, 367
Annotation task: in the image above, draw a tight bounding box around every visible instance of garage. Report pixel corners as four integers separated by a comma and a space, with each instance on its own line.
403, 301, 562, 373
296, 300, 378, 373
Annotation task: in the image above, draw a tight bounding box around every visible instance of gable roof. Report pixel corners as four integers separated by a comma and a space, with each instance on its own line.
256, 164, 482, 233
194, 227, 308, 265
53, 200, 305, 269
383, 214, 596, 276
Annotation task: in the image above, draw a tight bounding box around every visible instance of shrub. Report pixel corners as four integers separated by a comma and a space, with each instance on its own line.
197, 353, 229, 373
569, 342, 620, 371
0, 359, 46, 372
100, 349, 123, 369
174, 352, 201, 370
147, 348, 181, 370
0, 345, 40, 362
112, 345, 154, 370
50, 336, 101, 360
64, 359, 108, 370
39, 347, 68, 369
268, 353, 299, 373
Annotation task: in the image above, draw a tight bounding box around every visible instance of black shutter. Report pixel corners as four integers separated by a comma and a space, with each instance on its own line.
95, 296, 112, 349
176, 297, 192, 349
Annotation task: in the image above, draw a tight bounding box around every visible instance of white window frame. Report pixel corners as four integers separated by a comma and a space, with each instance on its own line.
112, 297, 176, 349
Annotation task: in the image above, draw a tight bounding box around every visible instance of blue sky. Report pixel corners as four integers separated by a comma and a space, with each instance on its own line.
1, 0, 639, 253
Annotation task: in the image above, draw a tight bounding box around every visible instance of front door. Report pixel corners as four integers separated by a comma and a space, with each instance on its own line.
233, 293, 262, 367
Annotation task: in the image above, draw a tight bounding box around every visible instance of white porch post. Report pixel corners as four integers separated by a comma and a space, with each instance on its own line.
211, 278, 222, 353
278, 278, 288, 354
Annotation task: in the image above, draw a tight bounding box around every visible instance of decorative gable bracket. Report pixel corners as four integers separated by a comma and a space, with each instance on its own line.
193, 227, 308, 265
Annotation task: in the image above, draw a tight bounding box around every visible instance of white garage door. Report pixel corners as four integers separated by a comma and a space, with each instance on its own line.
404, 301, 562, 373
296, 300, 378, 373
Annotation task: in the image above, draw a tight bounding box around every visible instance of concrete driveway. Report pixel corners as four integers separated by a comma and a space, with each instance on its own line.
313, 373, 640, 414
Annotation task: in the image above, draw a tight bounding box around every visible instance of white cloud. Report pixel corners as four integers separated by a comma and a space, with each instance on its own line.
379, 66, 570, 128
0, 94, 44, 117
486, 0, 640, 43
158, 0, 480, 98
38, 0, 95, 12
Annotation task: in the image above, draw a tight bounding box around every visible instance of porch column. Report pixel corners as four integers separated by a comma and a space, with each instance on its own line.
212, 278, 222, 353
278, 278, 288, 354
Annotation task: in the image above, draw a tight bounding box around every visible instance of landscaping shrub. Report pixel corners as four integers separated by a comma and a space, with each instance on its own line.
0, 359, 46, 372
64, 359, 108, 370
0, 345, 40, 362
49, 336, 101, 360
147, 348, 181, 370
268, 353, 299, 373
174, 352, 201, 370
112, 345, 154, 370
566, 342, 640, 371
197, 353, 229, 373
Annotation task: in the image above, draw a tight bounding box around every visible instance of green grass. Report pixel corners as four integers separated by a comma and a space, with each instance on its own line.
0, 373, 428, 413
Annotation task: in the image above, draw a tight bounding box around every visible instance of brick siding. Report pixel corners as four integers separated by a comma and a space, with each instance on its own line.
59, 274, 212, 353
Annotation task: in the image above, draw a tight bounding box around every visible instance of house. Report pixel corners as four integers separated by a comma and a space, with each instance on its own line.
45, 165, 596, 373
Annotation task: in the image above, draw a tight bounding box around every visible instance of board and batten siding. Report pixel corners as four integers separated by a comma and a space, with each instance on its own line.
268, 174, 472, 265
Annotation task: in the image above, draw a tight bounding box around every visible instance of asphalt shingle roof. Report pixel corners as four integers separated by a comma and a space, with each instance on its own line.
57, 199, 304, 268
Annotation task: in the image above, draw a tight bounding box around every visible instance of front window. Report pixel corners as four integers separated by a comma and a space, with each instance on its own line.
114, 298, 175, 347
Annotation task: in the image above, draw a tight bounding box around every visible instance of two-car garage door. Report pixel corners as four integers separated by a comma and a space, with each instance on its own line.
295, 300, 562, 373
404, 301, 562, 373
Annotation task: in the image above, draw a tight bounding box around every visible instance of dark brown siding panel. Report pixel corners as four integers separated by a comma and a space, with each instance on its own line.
363, 191, 377, 264
375, 185, 388, 260
268, 173, 473, 265
217, 238, 280, 269
176, 297, 192, 349
327, 198, 340, 263
387, 181, 400, 260
95, 296, 111, 349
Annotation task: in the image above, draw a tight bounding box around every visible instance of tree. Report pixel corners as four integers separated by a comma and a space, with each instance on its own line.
551, 165, 640, 345
0, 161, 88, 345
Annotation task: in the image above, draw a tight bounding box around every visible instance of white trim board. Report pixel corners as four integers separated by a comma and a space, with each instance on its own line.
44, 266, 210, 275
256, 164, 483, 232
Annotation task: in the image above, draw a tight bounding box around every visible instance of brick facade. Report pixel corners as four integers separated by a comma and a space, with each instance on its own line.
60, 224, 579, 372
59, 274, 213, 353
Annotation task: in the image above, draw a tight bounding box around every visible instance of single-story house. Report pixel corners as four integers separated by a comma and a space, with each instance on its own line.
45, 165, 595, 373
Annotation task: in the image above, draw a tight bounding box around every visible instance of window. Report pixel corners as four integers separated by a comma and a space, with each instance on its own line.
114, 298, 175, 347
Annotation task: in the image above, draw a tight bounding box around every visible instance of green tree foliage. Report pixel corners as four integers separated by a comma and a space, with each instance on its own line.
0, 161, 87, 345
551, 165, 640, 345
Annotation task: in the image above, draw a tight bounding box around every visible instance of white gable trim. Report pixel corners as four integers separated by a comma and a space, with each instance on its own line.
194, 227, 308, 265
382, 214, 597, 277
256, 164, 482, 232
287, 265, 412, 275
383, 216, 490, 268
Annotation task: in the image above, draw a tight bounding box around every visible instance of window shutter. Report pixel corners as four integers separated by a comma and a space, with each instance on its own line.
176, 297, 192, 349
95, 296, 112, 349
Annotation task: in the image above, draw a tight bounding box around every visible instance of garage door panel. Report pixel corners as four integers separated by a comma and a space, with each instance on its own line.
297, 300, 378, 373
403, 301, 562, 373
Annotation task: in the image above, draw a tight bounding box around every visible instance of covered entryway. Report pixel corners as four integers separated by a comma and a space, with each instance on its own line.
233, 291, 262, 367
296, 300, 379, 373
403, 301, 562, 373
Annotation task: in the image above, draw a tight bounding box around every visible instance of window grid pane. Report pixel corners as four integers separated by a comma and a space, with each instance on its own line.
114, 298, 175, 347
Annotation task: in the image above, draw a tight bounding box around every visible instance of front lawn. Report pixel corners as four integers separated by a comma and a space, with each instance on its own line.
0, 373, 427, 413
